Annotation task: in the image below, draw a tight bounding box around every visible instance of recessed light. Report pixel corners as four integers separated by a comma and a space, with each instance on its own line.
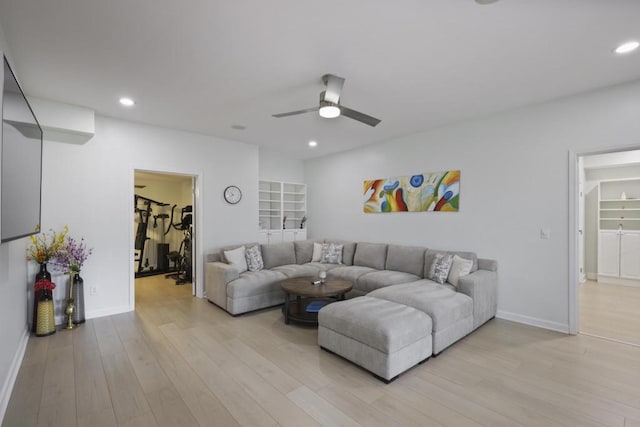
308, 140, 318, 148
614, 41, 639, 55
119, 97, 135, 107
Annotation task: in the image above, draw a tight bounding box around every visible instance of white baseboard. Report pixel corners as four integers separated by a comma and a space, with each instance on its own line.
586, 272, 597, 281
0, 326, 29, 423
596, 275, 640, 288
496, 310, 569, 334
55, 305, 132, 325
85, 305, 132, 320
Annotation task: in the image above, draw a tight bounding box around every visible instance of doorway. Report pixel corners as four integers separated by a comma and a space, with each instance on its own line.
133, 170, 196, 299
571, 148, 640, 346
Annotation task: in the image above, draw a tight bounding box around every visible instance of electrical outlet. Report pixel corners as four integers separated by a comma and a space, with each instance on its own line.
540, 227, 550, 239
89, 286, 97, 296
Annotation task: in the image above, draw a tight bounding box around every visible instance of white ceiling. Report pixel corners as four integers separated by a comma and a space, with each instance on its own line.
1, 0, 639, 159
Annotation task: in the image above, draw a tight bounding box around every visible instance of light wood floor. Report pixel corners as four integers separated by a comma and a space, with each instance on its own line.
4, 276, 640, 426
579, 280, 640, 347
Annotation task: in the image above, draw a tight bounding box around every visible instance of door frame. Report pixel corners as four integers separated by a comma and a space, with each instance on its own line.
130, 167, 204, 310
569, 144, 640, 334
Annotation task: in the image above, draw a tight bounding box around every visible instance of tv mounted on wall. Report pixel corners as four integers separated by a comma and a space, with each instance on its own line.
1, 53, 43, 243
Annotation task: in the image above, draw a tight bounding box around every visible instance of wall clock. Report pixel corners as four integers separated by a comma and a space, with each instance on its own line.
224, 185, 242, 204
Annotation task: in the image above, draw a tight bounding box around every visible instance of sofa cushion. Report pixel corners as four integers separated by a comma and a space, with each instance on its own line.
385, 245, 426, 277
219, 242, 259, 263
424, 249, 477, 277
324, 239, 357, 265
356, 270, 421, 293
224, 246, 248, 273
318, 296, 432, 353
304, 262, 341, 271
427, 253, 453, 284
369, 280, 472, 332
370, 280, 474, 354
261, 242, 297, 269
353, 242, 388, 270
448, 255, 473, 287
327, 265, 376, 283
272, 263, 322, 278
206, 253, 221, 263
227, 270, 287, 298
311, 242, 323, 262
245, 245, 264, 272
478, 258, 498, 272
294, 240, 314, 264
321, 243, 343, 264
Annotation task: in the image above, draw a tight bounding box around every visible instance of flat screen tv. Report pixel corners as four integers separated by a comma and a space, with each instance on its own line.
1, 54, 43, 243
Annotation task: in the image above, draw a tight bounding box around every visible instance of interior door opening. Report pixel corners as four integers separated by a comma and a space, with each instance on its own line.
573, 148, 640, 347
133, 170, 196, 298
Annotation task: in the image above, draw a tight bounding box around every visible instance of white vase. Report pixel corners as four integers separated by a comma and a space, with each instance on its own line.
621, 191, 627, 200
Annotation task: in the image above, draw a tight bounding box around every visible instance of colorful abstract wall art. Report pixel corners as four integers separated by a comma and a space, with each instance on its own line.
363, 170, 460, 213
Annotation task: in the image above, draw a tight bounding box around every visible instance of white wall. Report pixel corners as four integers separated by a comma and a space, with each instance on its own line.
305, 79, 640, 332
259, 147, 305, 183
41, 116, 260, 318
0, 33, 30, 422
584, 164, 640, 277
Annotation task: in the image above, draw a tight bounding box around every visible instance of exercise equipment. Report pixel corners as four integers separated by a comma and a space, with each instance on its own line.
165, 204, 193, 285
154, 213, 170, 272
134, 195, 169, 276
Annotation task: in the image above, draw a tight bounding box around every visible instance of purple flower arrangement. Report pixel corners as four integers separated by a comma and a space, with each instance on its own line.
54, 236, 93, 273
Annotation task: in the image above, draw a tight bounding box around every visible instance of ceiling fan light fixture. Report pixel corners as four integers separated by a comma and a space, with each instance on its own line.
319, 105, 340, 119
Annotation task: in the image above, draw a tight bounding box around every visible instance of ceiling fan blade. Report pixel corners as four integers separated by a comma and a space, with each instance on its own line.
340, 106, 381, 127
272, 107, 319, 118
322, 74, 345, 104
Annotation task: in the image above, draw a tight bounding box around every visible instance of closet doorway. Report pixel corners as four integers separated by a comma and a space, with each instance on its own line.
576, 150, 640, 346
133, 170, 196, 298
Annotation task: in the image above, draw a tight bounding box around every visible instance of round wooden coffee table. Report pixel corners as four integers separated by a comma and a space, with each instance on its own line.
281, 276, 352, 325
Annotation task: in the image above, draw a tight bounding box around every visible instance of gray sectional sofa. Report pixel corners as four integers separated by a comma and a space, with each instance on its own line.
205, 239, 498, 381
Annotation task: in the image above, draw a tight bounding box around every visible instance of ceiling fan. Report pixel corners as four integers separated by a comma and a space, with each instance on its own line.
272, 74, 381, 127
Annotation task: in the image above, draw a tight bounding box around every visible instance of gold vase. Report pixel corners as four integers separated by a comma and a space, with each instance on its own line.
63, 272, 76, 330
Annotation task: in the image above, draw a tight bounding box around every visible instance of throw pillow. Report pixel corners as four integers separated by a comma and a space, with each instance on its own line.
428, 253, 454, 284
311, 242, 323, 262
321, 243, 343, 264
224, 246, 248, 274
245, 245, 264, 272
447, 255, 473, 287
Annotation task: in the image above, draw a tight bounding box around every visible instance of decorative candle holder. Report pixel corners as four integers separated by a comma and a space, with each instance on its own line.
64, 299, 76, 330
63, 272, 76, 330
319, 270, 327, 283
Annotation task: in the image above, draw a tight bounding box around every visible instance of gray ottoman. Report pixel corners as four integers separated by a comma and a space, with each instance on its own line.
318, 296, 433, 382
369, 280, 473, 354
